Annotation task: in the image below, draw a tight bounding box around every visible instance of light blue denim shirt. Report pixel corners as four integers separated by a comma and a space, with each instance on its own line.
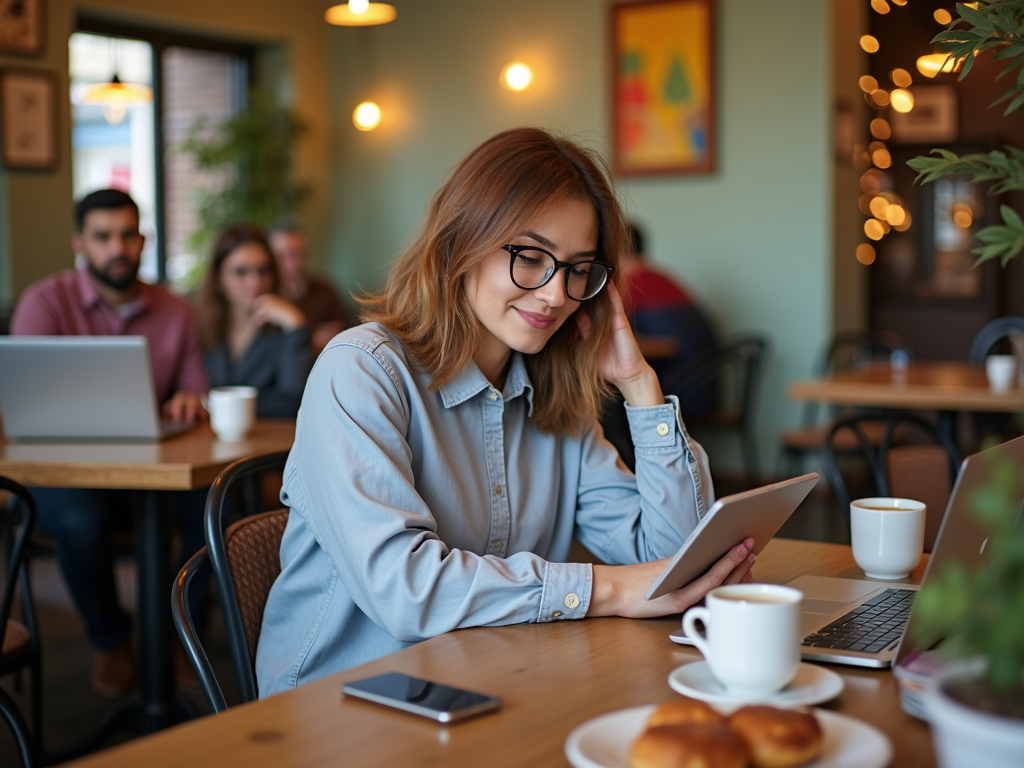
256, 323, 714, 697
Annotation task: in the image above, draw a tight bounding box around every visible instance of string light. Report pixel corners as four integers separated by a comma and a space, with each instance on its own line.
352, 101, 381, 130
860, 35, 880, 53
857, 244, 877, 265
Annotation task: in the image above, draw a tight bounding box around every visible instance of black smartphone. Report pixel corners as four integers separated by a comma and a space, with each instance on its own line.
341, 672, 501, 723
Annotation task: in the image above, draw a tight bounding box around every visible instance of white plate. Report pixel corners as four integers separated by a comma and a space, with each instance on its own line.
564, 704, 892, 768
667, 661, 845, 707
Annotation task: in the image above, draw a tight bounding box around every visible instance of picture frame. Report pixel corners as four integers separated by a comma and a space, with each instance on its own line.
0, 0, 45, 57
611, 0, 716, 176
890, 86, 958, 145
1, 69, 57, 170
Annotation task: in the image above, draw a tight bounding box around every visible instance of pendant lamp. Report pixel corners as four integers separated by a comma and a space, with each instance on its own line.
325, 0, 397, 26
76, 75, 152, 125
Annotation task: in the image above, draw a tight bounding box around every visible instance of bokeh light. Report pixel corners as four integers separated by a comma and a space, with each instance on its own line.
857, 244, 877, 265
894, 212, 913, 232
860, 169, 884, 195
868, 89, 890, 108
917, 53, 959, 78
870, 196, 890, 219
353, 101, 382, 130
873, 149, 893, 169
953, 203, 974, 228
501, 62, 533, 91
890, 88, 915, 113
859, 195, 875, 215
870, 118, 891, 140
886, 205, 906, 227
860, 35, 880, 53
859, 75, 879, 93
871, 0, 891, 13
865, 220, 885, 240
891, 68, 913, 87
934, 9, 953, 24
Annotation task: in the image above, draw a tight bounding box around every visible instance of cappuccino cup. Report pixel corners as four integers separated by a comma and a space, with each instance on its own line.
681, 584, 803, 698
204, 386, 257, 442
986, 354, 1016, 393
850, 497, 924, 580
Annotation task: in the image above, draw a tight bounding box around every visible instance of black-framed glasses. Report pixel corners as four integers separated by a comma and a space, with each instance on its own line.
503, 244, 614, 301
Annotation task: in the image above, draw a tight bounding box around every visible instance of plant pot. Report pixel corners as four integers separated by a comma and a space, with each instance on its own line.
926, 660, 1024, 768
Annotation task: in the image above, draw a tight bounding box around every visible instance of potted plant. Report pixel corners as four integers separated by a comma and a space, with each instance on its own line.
911, 452, 1024, 768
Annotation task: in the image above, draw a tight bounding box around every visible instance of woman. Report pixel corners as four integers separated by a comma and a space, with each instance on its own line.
256, 128, 755, 696
195, 224, 312, 418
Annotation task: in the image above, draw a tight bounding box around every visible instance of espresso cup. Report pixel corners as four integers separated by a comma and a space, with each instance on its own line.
985, 354, 1016, 393
681, 583, 803, 698
204, 386, 257, 442
850, 497, 924, 580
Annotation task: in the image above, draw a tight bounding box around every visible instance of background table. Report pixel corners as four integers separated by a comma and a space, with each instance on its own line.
0, 420, 295, 755
68, 538, 935, 768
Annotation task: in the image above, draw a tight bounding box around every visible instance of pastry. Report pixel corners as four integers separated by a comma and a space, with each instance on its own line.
727, 706, 822, 768
629, 724, 748, 768
647, 698, 728, 728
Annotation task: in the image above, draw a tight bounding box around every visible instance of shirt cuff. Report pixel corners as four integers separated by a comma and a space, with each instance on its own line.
625, 396, 681, 451
538, 561, 592, 622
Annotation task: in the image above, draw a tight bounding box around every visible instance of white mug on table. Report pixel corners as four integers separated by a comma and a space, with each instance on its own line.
850, 497, 924, 580
680, 583, 803, 698
985, 354, 1016, 393
203, 386, 257, 442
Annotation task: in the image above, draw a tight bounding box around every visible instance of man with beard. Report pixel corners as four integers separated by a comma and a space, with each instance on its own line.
11, 188, 208, 697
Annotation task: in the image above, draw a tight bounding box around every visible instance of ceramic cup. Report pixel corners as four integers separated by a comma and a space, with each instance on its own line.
985, 355, 1016, 393
204, 386, 257, 442
681, 583, 803, 698
850, 497, 925, 580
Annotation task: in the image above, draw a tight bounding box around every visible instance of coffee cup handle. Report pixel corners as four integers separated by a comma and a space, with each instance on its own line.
681, 606, 713, 662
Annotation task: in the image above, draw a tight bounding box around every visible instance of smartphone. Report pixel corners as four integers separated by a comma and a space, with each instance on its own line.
341, 672, 501, 723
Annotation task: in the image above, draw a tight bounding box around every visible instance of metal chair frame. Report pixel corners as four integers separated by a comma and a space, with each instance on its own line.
968, 315, 1024, 363
0, 477, 42, 768
171, 450, 290, 713
819, 412, 960, 521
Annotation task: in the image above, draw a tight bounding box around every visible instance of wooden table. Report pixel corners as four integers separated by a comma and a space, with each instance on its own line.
0, 421, 295, 754
68, 539, 934, 768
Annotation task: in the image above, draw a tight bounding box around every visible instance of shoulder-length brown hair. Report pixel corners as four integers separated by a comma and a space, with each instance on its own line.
194, 223, 280, 350
360, 127, 629, 435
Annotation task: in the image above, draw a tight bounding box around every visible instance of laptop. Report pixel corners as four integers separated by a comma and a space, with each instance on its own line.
670, 433, 1024, 668
0, 336, 194, 441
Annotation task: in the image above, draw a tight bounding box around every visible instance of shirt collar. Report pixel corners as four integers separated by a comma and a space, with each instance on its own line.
439, 352, 535, 415
75, 265, 151, 317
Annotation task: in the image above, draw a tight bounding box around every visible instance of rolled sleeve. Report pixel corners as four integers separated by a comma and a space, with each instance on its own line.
538, 562, 592, 622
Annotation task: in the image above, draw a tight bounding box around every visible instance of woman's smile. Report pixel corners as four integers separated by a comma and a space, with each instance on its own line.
514, 307, 556, 329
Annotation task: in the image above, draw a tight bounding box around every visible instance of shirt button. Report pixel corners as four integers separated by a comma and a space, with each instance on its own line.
564, 593, 580, 609
656, 422, 670, 436
491, 539, 504, 551
487, 390, 498, 401
551, 611, 563, 619
493, 484, 502, 495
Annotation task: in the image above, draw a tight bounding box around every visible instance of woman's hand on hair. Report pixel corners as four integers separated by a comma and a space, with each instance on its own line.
575, 282, 664, 407
586, 539, 756, 619
252, 294, 307, 332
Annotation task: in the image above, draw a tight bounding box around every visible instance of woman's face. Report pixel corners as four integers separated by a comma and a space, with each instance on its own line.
465, 197, 599, 369
219, 242, 275, 313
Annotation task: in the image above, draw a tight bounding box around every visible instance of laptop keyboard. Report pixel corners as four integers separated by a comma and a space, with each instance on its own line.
801, 588, 917, 654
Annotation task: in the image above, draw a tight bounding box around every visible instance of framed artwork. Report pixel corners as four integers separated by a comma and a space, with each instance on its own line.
890, 86, 958, 144
1, 69, 56, 170
611, 0, 716, 176
0, 0, 44, 56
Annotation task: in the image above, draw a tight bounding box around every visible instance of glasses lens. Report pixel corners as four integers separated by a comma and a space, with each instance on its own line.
565, 262, 609, 300
511, 248, 556, 289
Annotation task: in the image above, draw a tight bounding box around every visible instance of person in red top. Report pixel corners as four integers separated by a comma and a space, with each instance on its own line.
11, 189, 209, 697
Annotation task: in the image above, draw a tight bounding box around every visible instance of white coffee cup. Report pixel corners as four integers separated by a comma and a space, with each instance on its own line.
204, 386, 257, 442
681, 583, 803, 698
850, 497, 924, 580
985, 354, 1016, 392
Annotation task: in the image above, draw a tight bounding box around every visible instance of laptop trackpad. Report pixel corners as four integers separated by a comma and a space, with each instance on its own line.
802, 599, 850, 615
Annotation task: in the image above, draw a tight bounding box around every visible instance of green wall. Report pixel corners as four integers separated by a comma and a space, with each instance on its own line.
324, 0, 832, 473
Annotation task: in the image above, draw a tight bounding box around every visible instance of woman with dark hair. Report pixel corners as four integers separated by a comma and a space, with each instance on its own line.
194, 224, 312, 418
256, 128, 755, 695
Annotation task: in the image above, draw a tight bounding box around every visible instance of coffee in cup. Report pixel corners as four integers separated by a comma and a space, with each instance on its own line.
850, 497, 924, 580
680, 583, 803, 698
204, 386, 257, 442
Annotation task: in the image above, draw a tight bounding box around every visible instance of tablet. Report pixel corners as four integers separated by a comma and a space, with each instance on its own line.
645, 473, 819, 600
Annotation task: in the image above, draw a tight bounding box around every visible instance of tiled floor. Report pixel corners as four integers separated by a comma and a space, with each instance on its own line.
0, 485, 849, 767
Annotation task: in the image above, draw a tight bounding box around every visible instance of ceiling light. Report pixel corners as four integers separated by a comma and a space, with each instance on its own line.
353, 100, 381, 130
501, 63, 532, 91
325, 1, 397, 26
75, 75, 152, 125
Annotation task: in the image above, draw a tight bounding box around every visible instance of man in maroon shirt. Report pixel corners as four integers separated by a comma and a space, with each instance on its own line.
11, 189, 209, 696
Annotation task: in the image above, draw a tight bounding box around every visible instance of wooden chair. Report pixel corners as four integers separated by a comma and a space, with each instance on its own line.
779, 329, 913, 479
0, 477, 42, 768
661, 335, 768, 489
172, 451, 290, 713
820, 413, 959, 552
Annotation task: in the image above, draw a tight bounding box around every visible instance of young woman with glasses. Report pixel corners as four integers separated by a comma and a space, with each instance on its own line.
256, 128, 755, 695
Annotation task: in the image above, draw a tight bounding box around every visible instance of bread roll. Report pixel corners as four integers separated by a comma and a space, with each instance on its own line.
647, 698, 728, 728
727, 706, 822, 768
629, 724, 748, 768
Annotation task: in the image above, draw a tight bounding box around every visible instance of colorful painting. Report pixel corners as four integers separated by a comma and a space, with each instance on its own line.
612, 0, 715, 175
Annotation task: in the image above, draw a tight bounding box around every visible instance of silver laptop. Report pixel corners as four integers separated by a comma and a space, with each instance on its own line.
0, 336, 194, 441
671, 434, 1024, 667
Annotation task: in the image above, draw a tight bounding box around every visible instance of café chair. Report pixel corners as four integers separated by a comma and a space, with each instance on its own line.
820, 413, 959, 552
660, 335, 768, 489
172, 451, 290, 713
0, 477, 43, 768
779, 330, 913, 479
968, 315, 1024, 363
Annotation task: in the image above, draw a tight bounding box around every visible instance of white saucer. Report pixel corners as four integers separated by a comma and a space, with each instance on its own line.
667, 661, 845, 707
564, 704, 892, 768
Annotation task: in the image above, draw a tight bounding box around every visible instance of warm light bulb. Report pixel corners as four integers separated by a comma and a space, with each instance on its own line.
865, 219, 885, 241
870, 119, 891, 140
856, 244, 876, 265
860, 35, 880, 53
859, 75, 878, 93
349, 0, 369, 12
934, 9, 953, 24
891, 68, 913, 88
353, 101, 381, 131
890, 88, 915, 113
502, 63, 533, 91
871, 0, 890, 14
